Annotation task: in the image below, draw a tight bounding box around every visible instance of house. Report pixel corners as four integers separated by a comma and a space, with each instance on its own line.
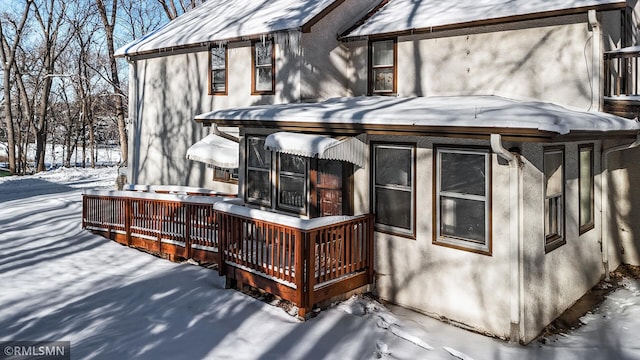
107, 0, 640, 344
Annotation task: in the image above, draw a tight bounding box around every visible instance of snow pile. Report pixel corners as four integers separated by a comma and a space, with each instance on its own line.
2, 167, 640, 359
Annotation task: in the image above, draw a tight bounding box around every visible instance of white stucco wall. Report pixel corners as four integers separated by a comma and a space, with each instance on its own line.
347, 12, 624, 111
127, 0, 378, 190
608, 143, 640, 267
358, 135, 512, 339
300, 0, 379, 100
518, 142, 605, 343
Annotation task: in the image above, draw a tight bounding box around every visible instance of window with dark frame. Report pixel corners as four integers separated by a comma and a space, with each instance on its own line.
252, 40, 275, 94
369, 39, 396, 95
434, 147, 491, 254
372, 143, 415, 237
211, 166, 238, 183
245, 135, 351, 217
209, 45, 227, 94
544, 147, 566, 252
277, 153, 308, 213
579, 144, 595, 234
246, 137, 271, 206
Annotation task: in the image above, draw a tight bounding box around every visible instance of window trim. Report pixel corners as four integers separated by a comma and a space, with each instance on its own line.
209, 44, 228, 95
245, 136, 272, 207
433, 145, 492, 255
371, 142, 416, 239
368, 38, 397, 96
544, 146, 566, 253
579, 144, 595, 235
251, 40, 275, 95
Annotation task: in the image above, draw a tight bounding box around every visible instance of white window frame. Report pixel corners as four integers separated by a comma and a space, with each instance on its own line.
435, 147, 491, 254
578, 144, 595, 234
372, 143, 415, 237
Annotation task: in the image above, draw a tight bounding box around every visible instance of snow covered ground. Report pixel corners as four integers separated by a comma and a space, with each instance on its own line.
0, 142, 121, 169
1, 167, 640, 359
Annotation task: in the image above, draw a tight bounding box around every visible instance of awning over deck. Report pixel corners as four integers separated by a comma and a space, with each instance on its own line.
265, 132, 367, 167
186, 134, 239, 168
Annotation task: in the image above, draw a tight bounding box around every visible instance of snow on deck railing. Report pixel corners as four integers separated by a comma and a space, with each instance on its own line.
122, 184, 236, 197
82, 190, 374, 318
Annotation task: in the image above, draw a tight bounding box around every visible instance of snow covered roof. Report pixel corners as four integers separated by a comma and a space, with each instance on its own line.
265, 132, 367, 167
606, 45, 640, 55
186, 134, 239, 169
343, 0, 625, 39
116, 0, 342, 57
195, 96, 640, 137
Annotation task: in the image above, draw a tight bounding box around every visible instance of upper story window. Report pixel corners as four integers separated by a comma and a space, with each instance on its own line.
544, 146, 566, 253
372, 143, 415, 237
209, 45, 227, 95
252, 40, 275, 94
369, 39, 396, 95
435, 146, 491, 254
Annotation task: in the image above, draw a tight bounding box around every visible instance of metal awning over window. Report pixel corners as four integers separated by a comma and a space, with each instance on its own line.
186, 134, 239, 169
264, 132, 366, 167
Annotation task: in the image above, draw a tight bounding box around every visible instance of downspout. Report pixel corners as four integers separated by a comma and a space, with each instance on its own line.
601, 133, 640, 281
490, 134, 522, 343
588, 10, 603, 111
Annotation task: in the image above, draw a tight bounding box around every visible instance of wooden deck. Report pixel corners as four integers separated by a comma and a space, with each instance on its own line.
82, 190, 374, 317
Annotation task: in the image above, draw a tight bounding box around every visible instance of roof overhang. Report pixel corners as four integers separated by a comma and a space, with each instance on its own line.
186, 134, 239, 168
196, 96, 640, 142
341, 0, 626, 41
265, 132, 367, 167
116, 0, 345, 58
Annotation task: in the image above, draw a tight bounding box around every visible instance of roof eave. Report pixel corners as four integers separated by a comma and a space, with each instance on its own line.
340, 2, 627, 41
196, 117, 640, 143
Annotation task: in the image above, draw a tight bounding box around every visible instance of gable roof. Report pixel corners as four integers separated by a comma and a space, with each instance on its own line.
116, 0, 343, 57
342, 0, 626, 39
195, 96, 640, 140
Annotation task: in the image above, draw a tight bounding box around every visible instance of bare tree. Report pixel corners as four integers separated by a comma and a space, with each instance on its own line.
96, 0, 128, 166
156, 0, 205, 20
0, 1, 32, 175
30, 0, 77, 172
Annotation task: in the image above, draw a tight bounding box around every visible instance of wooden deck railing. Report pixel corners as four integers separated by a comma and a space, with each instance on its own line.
605, 48, 640, 98
83, 190, 221, 263
604, 47, 640, 118
83, 190, 374, 317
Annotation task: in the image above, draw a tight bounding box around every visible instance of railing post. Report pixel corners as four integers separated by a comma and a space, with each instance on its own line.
184, 204, 192, 259
125, 198, 132, 246
217, 210, 227, 277
294, 230, 306, 316
82, 195, 86, 229
367, 214, 375, 284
